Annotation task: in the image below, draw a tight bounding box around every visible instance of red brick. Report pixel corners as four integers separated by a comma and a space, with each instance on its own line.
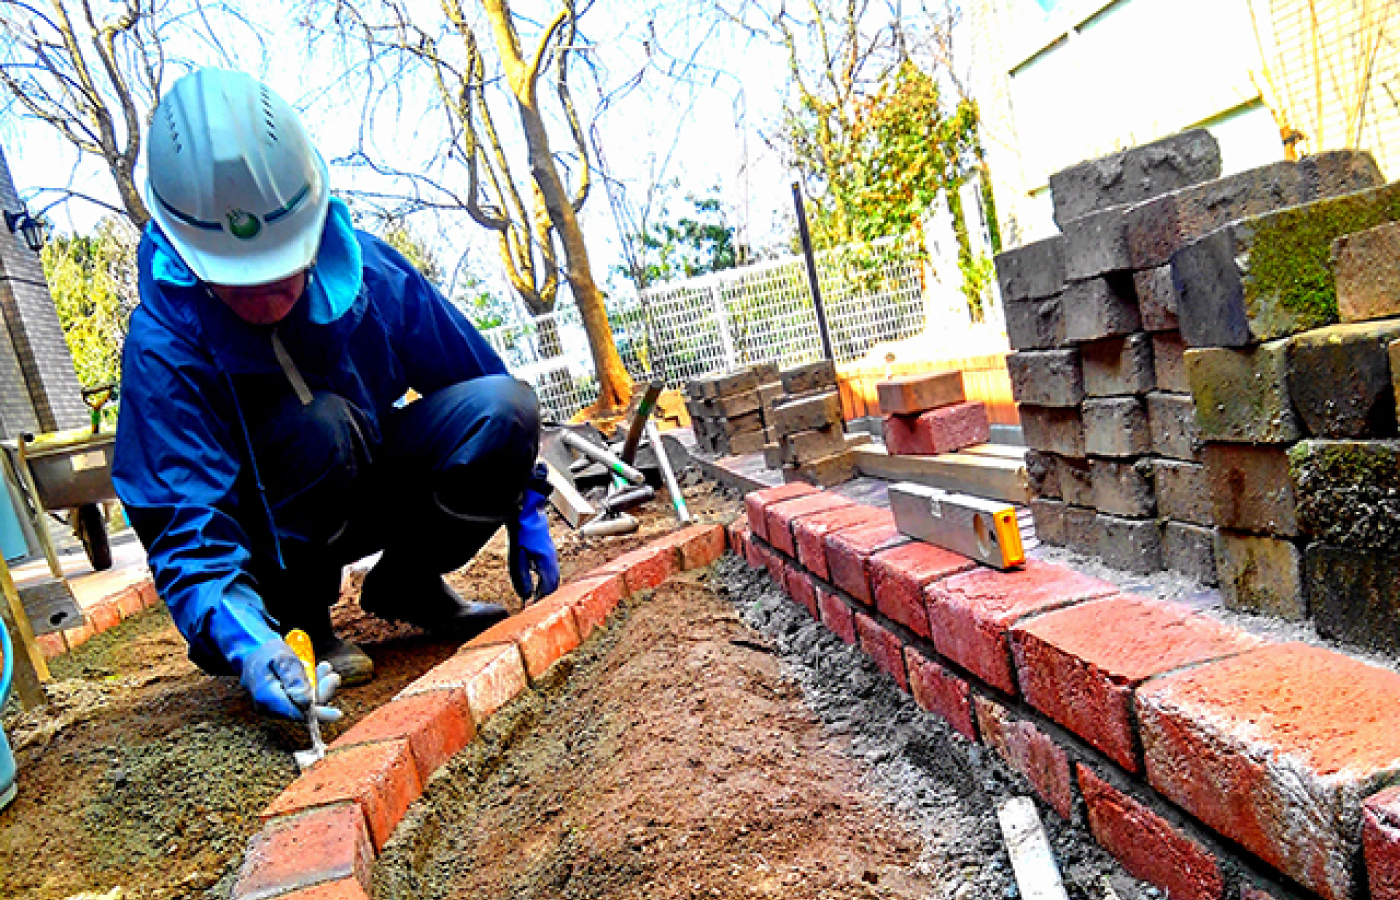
793, 505, 887, 580
926, 560, 1117, 694
232, 805, 372, 900
273, 880, 372, 900
905, 646, 975, 740
876, 371, 966, 415
726, 518, 748, 554
329, 691, 475, 784
138, 580, 160, 609
115, 587, 144, 619
975, 694, 1076, 822
746, 482, 820, 540
765, 493, 854, 556
1078, 766, 1224, 900
1138, 643, 1400, 900
883, 402, 990, 456
467, 596, 580, 680
88, 598, 120, 633
1010, 595, 1263, 771
742, 528, 765, 570
63, 620, 96, 650
653, 522, 727, 570
758, 541, 785, 582
783, 562, 819, 618
818, 585, 857, 645
36, 632, 66, 661
825, 514, 905, 604
869, 543, 975, 638
556, 573, 627, 640
401, 643, 528, 725
263, 740, 421, 851
1365, 786, 1400, 900
855, 611, 908, 690
595, 544, 677, 593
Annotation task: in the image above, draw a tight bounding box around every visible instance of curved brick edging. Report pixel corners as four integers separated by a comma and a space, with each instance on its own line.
730, 482, 1400, 900
32, 576, 161, 661
228, 522, 727, 900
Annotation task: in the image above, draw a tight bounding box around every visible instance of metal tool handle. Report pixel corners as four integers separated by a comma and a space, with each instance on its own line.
561, 431, 646, 485
646, 421, 691, 524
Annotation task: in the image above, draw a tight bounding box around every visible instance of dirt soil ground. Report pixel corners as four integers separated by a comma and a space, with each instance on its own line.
375, 558, 1152, 900
0, 478, 730, 900
1, 473, 1150, 900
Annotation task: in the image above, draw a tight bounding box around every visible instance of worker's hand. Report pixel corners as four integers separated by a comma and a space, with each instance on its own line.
240, 639, 344, 722
508, 467, 560, 602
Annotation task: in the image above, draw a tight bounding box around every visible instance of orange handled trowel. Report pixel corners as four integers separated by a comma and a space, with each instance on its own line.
286, 629, 327, 771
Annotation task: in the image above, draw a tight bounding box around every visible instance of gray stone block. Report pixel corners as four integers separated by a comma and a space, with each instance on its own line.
770, 390, 842, 436
1030, 498, 1066, 546
1064, 505, 1098, 555
1333, 220, 1400, 323
1096, 514, 1164, 574
779, 359, 838, 394
1083, 333, 1155, 397
1059, 456, 1094, 507
1007, 349, 1085, 407
1287, 320, 1400, 438
1124, 150, 1382, 270
1049, 129, 1222, 226
1162, 521, 1219, 586
781, 424, 848, 465
1004, 294, 1066, 350
1064, 274, 1141, 343
1306, 544, 1400, 655
1173, 179, 1400, 348
1186, 341, 1301, 443
1146, 392, 1204, 461
1133, 264, 1180, 332
1289, 439, 1400, 549
995, 235, 1066, 303
1025, 449, 1061, 500
1083, 397, 1151, 457
1019, 405, 1085, 457
1213, 530, 1306, 620
1090, 457, 1156, 517
1151, 331, 1190, 393
1063, 205, 1132, 280
711, 368, 761, 397
1203, 443, 1298, 536
1153, 459, 1213, 526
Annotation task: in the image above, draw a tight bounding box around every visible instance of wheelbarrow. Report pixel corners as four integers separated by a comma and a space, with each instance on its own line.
0, 385, 119, 575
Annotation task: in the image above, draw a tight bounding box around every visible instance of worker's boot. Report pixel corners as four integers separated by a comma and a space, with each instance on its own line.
359, 552, 509, 639
263, 566, 375, 687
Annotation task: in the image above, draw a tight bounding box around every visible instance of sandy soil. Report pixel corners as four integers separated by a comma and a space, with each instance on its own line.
0, 478, 732, 900
374, 557, 1152, 900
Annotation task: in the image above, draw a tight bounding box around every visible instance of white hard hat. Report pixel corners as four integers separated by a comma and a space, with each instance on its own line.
145, 68, 330, 286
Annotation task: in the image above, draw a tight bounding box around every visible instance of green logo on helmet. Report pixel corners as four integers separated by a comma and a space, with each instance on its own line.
226, 209, 262, 240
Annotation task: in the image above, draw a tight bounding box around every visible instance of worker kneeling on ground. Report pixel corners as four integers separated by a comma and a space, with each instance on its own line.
112, 68, 560, 722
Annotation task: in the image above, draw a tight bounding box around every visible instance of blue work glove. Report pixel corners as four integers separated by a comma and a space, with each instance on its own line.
239, 639, 343, 722
508, 464, 560, 602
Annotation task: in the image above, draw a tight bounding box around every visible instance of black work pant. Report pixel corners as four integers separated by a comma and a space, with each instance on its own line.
243, 375, 540, 625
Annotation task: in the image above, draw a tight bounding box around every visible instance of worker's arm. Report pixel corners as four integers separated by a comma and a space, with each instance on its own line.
112, 311, 281, 679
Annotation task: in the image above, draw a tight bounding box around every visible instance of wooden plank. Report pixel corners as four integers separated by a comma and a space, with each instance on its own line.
851, 445, 1030, 503
998, 797, 1071, 900
0, 555, 50, 709
18, 576, 83, 635
957, 443, 1028, 461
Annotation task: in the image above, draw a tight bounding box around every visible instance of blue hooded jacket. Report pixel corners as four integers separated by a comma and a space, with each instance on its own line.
113, 212, 508, 676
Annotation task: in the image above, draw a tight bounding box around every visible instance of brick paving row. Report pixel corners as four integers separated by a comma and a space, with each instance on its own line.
227, 521, 728, 900
733, 483, 1400, 900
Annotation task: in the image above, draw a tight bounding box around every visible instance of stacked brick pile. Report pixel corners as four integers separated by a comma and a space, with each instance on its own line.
998, 128, 1387, 584
878, 370, 991, 455
1174, 172, 1400, 642
732, 484, 1400, 900
686, 363, 780, 457
762, 360, 858, 487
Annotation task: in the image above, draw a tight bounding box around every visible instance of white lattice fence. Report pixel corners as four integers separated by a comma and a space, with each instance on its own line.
478, 234, 951, 422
